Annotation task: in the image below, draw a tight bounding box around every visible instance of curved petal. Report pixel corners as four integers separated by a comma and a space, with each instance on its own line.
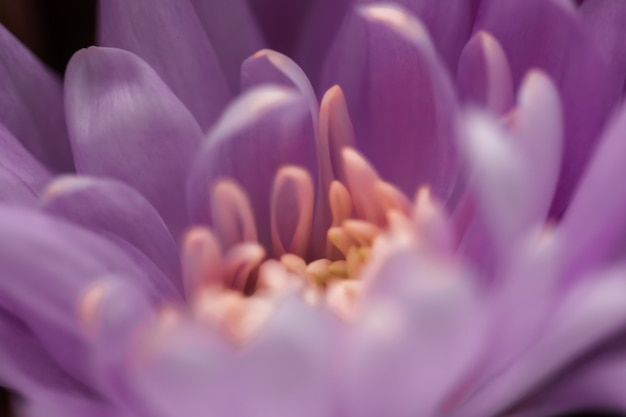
65, 47, 204, 238
453, 266, 626, 417
0, 206, 169, 389
97, 0, 231, 129
43, 176, 182, 294
189, 0, 265, 92
187, 85, 317, 248
476, 0, 618, 215
457, 31, 514, 115
359, 0, 481, 71
321, 4, 460, 200
561, 102, 626, 280
0, 25, 73, 172
0, 122, 51, 205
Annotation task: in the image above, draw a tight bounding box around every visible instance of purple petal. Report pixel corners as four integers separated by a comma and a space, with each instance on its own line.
0, 25, 73, 172
454, 266, 626, 417
0, 122, 51, 205
187, 85, 317, 248
476, 0, 618, 215
561, 102, 626, 280
42, 176, 183, 294
20, 393, 124, 417
321, 4, 460, 200
0, 206, 169, 389
359, 0, 481, 71
580, 0, 626, 98
65, 47, 204, 239
347, 249, 484, 417
189, 0, 265, 92
97, 0, 231, 129
457, 31, 514, 115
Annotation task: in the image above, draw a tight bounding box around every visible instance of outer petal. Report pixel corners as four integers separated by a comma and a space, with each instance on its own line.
453, 266, 626, 417
42, 176, 182, 294
0, 25, 73, 171
65, 47, 204, 238
0, 207, 168, 390
561, 102, 626, 280
98, 0, 231, 129
457, 31, 514, 115
476, 0, 617, 214
321, 4, 460, 200
189, 0, 265, 92
187, 86, 317, 248
0, 122, 51, 205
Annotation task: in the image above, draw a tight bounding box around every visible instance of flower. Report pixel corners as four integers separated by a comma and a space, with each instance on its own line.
0, 1, 626, 416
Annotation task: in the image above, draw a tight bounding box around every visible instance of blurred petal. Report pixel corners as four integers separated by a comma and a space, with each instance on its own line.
561, 102, 626, 280
476, 0, 618, 214
189, 0, 265, 92
348, 249, 484, 417
187, 85, 317, 248
322, 4, 460, 200
43, 176, 182, 294
65, 47, 204, 238
455, 266, 626, 417
21, 393, 125, 417
0, 122, 50, 205
457, 31, 514, 115
0, 25, 73, 171
0, 207, 166, 392
98, 0, 231, 129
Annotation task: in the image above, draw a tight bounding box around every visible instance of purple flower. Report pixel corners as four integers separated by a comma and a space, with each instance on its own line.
0, 1, 626, 416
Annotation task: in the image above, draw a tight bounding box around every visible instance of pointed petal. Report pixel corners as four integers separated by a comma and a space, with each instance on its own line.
189, 0, 265, 92
0, 122, 51, 205
562, 103, 626, 279
65, 47, 204, 238
476, 0, 618, 214
97, 0, 231, 129
0, 25, 73, 171
0, 207, 168, 392
457, 31, 514, 115
187, 86, 318, 248
321, 4, 460, 200
43, 176, 183, 294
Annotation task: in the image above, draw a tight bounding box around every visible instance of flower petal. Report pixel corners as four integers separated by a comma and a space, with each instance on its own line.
0, 206, 167, 389
359, 0, 481, 71
476, 0, 618, 214
43, 176, 183, 294
65, 47, 204, 238
97, 0, 231, 129
0, 25, 73, 172
187, 85, 317, 249
189, 0, 265, 92
0, 122, 51, 205
457, 31, 514, 115
321, 4, 460, 200
454, 266, 626, 417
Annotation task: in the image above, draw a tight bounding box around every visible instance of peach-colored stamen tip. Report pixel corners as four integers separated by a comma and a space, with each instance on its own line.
182, 227, 223, 296
342, 148, 386, 225
211, 180, 258, 249
79, 283, 107, 334
271, 166, 314, 258
223, 242, 266, 292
